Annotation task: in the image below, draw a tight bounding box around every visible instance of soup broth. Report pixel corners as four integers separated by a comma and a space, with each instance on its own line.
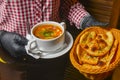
33, 24, 63, 39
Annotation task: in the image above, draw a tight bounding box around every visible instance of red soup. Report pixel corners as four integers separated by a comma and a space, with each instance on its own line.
33, 24, 63, 39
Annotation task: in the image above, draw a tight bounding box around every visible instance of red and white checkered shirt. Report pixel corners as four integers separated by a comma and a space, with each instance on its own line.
0, 0, 89, 36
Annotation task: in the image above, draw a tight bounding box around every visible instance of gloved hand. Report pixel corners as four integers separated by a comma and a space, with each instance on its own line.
0, 30, 28, 59
81, 16, 108, 29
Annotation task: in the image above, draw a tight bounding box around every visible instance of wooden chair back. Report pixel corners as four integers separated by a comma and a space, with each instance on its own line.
79, 0, 120, 28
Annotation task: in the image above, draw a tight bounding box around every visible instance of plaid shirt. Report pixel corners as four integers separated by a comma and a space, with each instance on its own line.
0, 0, 89, 36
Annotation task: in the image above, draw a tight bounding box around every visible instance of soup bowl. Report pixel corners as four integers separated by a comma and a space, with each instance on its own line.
27, 21, 66, 52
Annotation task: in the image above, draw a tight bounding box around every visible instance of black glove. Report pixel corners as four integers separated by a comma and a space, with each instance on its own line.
81, 16, 108, 29
0, 30, 28, 58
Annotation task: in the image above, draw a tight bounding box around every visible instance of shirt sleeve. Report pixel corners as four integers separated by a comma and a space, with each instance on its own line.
60, 0, 90, 29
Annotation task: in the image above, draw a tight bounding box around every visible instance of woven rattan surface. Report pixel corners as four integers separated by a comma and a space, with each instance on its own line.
64, 61, 112, 80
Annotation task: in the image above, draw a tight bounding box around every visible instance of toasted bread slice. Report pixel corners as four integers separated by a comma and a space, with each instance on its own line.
98, 40, 118, 66
80, 30, 114, 56
76, 44, 99, 65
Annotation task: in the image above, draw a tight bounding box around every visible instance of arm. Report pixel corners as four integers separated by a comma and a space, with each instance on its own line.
60, 0, 107, 29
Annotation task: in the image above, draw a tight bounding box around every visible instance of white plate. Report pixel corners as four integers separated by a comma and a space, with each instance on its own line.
40, 31, 73, 59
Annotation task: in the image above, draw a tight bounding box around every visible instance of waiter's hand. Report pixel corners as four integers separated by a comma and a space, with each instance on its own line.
0, 30, 28, 59
81, 16, 108, 29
